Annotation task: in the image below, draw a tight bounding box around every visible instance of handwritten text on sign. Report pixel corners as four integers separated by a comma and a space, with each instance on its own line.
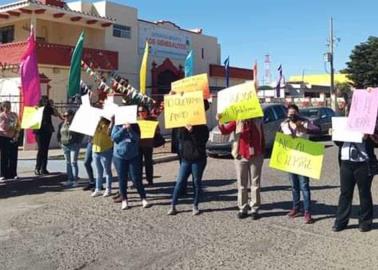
164, 91, 206, 129
171, 73, 210, 99
269, 132, 325, 179
217, 82, 263, 123
347, 88, 378, 134
21, 106, 44, 130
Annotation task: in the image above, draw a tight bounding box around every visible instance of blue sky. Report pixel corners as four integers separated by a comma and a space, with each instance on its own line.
115, 0, 378, 82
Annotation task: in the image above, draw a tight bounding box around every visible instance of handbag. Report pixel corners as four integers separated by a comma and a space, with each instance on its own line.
153, 132, 166, 148
352, 143, 378, 177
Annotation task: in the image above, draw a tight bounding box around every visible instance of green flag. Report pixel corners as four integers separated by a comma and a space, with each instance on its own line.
68, 31, 84, 97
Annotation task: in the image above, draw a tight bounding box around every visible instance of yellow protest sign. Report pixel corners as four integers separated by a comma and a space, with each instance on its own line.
164, 91, 207, 129
138, 120, 158, 139
220, 95, 263, 124
171, 73, 210, 99
21, 106, 44, 129
269, 132, 325, 179
217, 81, 263, 123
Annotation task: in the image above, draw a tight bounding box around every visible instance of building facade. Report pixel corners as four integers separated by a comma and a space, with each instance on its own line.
0, 0, 254, 105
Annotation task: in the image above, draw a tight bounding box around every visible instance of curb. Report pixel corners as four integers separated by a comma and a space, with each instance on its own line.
153, 155, 179, 164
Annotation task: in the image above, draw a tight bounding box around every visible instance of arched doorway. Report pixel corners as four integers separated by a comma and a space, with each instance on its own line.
157, 69, 178, 95
151, 58, 184, 102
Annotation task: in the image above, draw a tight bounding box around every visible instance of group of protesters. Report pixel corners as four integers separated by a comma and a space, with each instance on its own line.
0, 87, 377, 232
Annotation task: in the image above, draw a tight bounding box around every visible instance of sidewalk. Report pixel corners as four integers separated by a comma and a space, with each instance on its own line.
18, 141, 178, 164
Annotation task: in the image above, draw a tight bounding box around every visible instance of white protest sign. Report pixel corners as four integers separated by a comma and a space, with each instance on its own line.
115, 105, 138, 125
81, 94, 90, 107
332, 117, 363, 143
102, 100, 119, 120
69, 105, 102, 136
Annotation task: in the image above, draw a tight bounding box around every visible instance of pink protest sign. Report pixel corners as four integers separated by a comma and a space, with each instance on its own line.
347, 88, 378, 134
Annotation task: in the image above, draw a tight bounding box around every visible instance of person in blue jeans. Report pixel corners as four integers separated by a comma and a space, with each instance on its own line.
91, 118, 113, 197
111, 122, 151, 210
168, 101, 210, 216
280, 104, 318, 224
57, 110, 83, 187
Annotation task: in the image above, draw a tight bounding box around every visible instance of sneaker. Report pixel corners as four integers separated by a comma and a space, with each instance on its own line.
251, 212, 261, 220
192, 206, 200, 216
237, 212, 248, 219
0, 177, 5, 181
332, 224, 347, 232
359, 224, 372, 232
142, 199, 151, 208
72, 182, 79, 188
83, 183, 95, 191
103, 189, 112, 197
287, 208, 301, 218
167, 207, 177, 215
91, 190, 102, 197
13, 176, 19, 180
41, 170, 50, 175
34, 169, 41, 176
121, 200, 129, 210
304, 212, 314, 224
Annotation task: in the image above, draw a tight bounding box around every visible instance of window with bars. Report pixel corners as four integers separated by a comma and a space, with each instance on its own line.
113, 24, 131, 39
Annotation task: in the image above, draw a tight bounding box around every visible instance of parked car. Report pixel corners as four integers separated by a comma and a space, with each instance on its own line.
299, 107, 335, 136
206, 104, 287, 157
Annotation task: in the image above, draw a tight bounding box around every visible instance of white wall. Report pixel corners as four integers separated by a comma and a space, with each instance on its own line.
93, 1, 139, 87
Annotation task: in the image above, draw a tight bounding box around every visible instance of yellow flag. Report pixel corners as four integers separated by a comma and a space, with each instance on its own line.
140, 41, 149, 95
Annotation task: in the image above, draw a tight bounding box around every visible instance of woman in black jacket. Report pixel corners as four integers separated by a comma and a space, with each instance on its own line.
333, 135, 377, 232
168, 101, 210, 216
34, 96, 62, 175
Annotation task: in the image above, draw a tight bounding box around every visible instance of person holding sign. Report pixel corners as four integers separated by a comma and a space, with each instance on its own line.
138, 106, 156, 186
217, 115, 265, 220
111, 122, 151, 210
91, 118, 113, 198
34, 96, 62, 176
0, 101, 20, 181
280, 104, 317, 224
168, 100, 210, 216
332, 129, 378, 232
57, 110, 83, 187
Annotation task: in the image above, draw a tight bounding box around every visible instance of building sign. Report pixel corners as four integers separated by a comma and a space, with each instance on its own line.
139, 22, 192, 60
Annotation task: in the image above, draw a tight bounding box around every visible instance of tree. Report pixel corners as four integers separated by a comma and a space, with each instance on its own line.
342, 36, 378, 88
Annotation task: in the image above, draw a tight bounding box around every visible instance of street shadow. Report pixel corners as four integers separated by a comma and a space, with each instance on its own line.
0, 174, 68, 199
149, 179, 237, 206
261, 185, 339, 192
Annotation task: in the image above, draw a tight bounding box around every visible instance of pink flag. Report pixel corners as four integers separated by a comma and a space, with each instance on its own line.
20, 26, 41, 106
20, 26, 41, 144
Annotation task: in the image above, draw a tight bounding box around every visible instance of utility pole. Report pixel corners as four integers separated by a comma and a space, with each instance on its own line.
329, 17, 337, 111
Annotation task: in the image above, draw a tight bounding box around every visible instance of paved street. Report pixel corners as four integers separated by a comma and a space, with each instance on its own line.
1, 141, 378, 270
